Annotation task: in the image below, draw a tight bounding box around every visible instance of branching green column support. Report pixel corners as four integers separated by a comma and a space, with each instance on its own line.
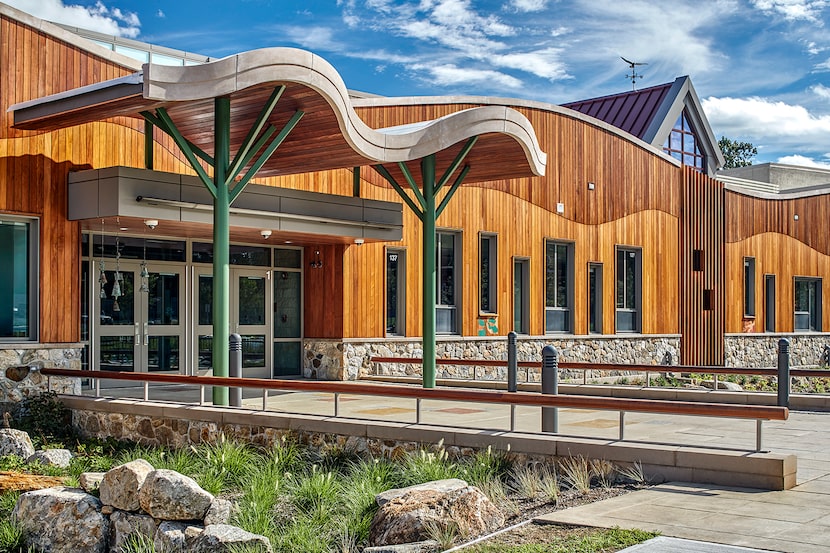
141, 86, 304, 405
373, 137, 477, 388
212, 97, 231, 405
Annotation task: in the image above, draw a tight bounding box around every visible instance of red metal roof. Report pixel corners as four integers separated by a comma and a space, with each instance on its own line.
562, 82, 673, 140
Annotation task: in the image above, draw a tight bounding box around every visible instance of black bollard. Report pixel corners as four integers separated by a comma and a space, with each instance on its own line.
777, 338, 790, 408
541, 345, 559, 433
507, 331, 518, 393
229, 333, 242, 407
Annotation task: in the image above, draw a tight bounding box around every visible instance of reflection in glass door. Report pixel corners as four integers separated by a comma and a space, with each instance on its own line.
95, 261, 184, 375
273, 270, 302, 376
194, 268, 272, 378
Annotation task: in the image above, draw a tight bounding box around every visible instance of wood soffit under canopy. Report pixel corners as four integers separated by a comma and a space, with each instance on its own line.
9, 47, 546, 185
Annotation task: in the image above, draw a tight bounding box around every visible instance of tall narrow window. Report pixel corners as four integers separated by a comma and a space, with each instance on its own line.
588, 263, 603, 334
545, 241, 573, 333
386, 249, 406, 335
513, 258, 530, 334
479, 234, 497, 313
436, 232, 460, 334
794, 278, 822, 331
616, 247, 641, 332
744, 257, 756, 317
662, 110, 706, 172
0, 217, 38, 340
765, 275, 776, 332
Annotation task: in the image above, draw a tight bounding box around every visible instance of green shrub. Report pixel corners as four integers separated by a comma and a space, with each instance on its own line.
14, 392, 73, 444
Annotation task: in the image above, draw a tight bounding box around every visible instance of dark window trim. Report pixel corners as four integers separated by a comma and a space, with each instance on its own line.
0, 215, 39, 342
794, 276, 822, 332
544, 239, 575, 334
479, 232, 498, 314
764, 274, 776, 332
744, 257, 756, 317
615, 245, 642, 333
385, 247, 406, 336
588, 262, 603, 334
436, 230, 461, 334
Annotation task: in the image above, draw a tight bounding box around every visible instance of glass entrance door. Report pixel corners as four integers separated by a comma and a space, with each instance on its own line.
193, 268, 272, 378
95, 261, 184, 375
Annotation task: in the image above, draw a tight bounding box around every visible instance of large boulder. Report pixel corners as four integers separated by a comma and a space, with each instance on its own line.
0, 428, 35, 459
28, 448, 72, 468
109, 510, 157, 553
369, 479, 504, 547
13, 487, 109, 553
154, 521, 204, 552
204, 498, 234, 525
139, 469, 214, 520
79, 472, 106, 493
190, 524, 273, 553
100, 459, 154, 512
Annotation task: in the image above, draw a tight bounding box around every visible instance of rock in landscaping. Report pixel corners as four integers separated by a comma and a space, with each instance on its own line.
139, 469, 214, 520
13, 487, 109, 553
363, 540, 441, 553
79, 471, 106, 493
204, 497, 234, 525
376, 478, 468, 507
0, 428, 35, 459
109, 510, 158, 553
100, 459, 155, 512
369, 479, 504, 547
0, 471, 66, 493
190, 524, 273, 553
154, 520, 204, 552
28, 448, 72, 468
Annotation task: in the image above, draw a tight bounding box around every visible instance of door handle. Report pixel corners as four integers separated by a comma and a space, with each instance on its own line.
143, 322, 149, 346
135, 323, 140, 343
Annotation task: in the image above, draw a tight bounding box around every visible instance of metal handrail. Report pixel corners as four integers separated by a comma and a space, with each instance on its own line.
41, 368, 788, 452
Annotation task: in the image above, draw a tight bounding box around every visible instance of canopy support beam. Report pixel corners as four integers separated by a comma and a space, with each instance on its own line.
373, 136, 477, 388
140, 87, 303, 405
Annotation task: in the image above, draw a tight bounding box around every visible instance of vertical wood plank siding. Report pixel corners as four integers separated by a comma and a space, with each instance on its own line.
679, 168, 725, 365
350, 103, 683, 340
724, 190, 830, 334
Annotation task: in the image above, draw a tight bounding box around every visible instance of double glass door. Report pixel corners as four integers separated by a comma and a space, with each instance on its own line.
95, 261, 184, 375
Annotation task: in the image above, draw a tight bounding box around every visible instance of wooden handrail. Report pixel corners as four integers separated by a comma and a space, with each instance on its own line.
41, 368, 788, 421
370, 356, 829, 378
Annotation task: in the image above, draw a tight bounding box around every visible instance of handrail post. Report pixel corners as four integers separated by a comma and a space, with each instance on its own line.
756, 419, 764, 452
541, 345, 559, 433
229, 333, 242, 407
778, 338, 790, 408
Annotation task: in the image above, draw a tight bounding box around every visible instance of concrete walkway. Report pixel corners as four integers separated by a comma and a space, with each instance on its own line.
534, 410, 830, 553
618, 537, 777, 552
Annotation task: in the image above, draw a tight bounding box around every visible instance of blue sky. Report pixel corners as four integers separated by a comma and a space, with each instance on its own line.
9, 0, 830, 167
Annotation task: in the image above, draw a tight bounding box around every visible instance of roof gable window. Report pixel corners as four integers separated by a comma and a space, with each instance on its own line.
663, 110, 705, 172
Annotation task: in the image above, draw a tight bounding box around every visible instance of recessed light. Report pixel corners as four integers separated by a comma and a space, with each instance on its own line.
119, 227, 129, 231
284, 241, 292, 244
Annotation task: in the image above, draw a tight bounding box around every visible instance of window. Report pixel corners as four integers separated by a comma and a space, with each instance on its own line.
513, 258, 530, 334
744, 258, 756, 317
616, 247, 641, 332
545, 241, 574, 332
765, 275, 776, 332
0, 217, 38, 340
662, 110, 706, 172
794, 278, 821, 331
588, 263, 603, 334
437, 232, 460, 333
693, 250, 703, 272
386, 249, 406, 335
479, 234, 497, 313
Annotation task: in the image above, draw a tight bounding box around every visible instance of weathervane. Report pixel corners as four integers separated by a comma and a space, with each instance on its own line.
621, 57, 647, 91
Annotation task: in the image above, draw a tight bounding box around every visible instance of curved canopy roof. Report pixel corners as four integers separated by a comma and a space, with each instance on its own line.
9, 47, 546, 183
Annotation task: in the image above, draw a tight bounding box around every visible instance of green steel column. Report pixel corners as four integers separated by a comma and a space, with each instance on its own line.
421, 155, 437, 388
212, 97, 231, 405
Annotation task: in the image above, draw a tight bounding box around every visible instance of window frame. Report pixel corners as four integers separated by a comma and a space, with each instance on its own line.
479, 233, 498, 314
794, 277, 822, 332
385, 248, 406, 336
615, 246, 642, 333
436, 230, 461, 334
0, 215, 39, 342
743, 257, 756, 317
588, 262, 603, 334
544, 240, 574, 333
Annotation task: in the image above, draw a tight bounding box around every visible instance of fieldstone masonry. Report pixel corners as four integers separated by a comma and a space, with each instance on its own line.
0, 344, 81, 408
304, 335, 681, 381
724, 334, 830, 368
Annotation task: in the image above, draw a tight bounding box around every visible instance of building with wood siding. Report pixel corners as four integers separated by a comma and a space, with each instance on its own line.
1, 3, 827, 388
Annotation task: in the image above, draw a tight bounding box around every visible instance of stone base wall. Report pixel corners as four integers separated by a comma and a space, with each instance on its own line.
0, 344, 82, 408
304, 335, 680, 381
724, 334, 830, 368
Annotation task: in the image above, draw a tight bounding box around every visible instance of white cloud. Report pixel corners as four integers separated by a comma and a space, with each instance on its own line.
156, 9, 165, 18
414, 63, 524, 88
703, 96, 830, 137
817, 57, 830, 70
5, 0, 141, 37
776, 154, 830, 167
280, 26, 341, 50
509, 0, 548, 12
813, 84, 830, 100
750, 0, 828, 23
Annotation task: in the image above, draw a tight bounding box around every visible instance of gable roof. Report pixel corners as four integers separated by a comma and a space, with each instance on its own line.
563, 76, 725, 175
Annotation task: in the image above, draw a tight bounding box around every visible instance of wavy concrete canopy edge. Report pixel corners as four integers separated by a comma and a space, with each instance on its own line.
11, 47, 546, 179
